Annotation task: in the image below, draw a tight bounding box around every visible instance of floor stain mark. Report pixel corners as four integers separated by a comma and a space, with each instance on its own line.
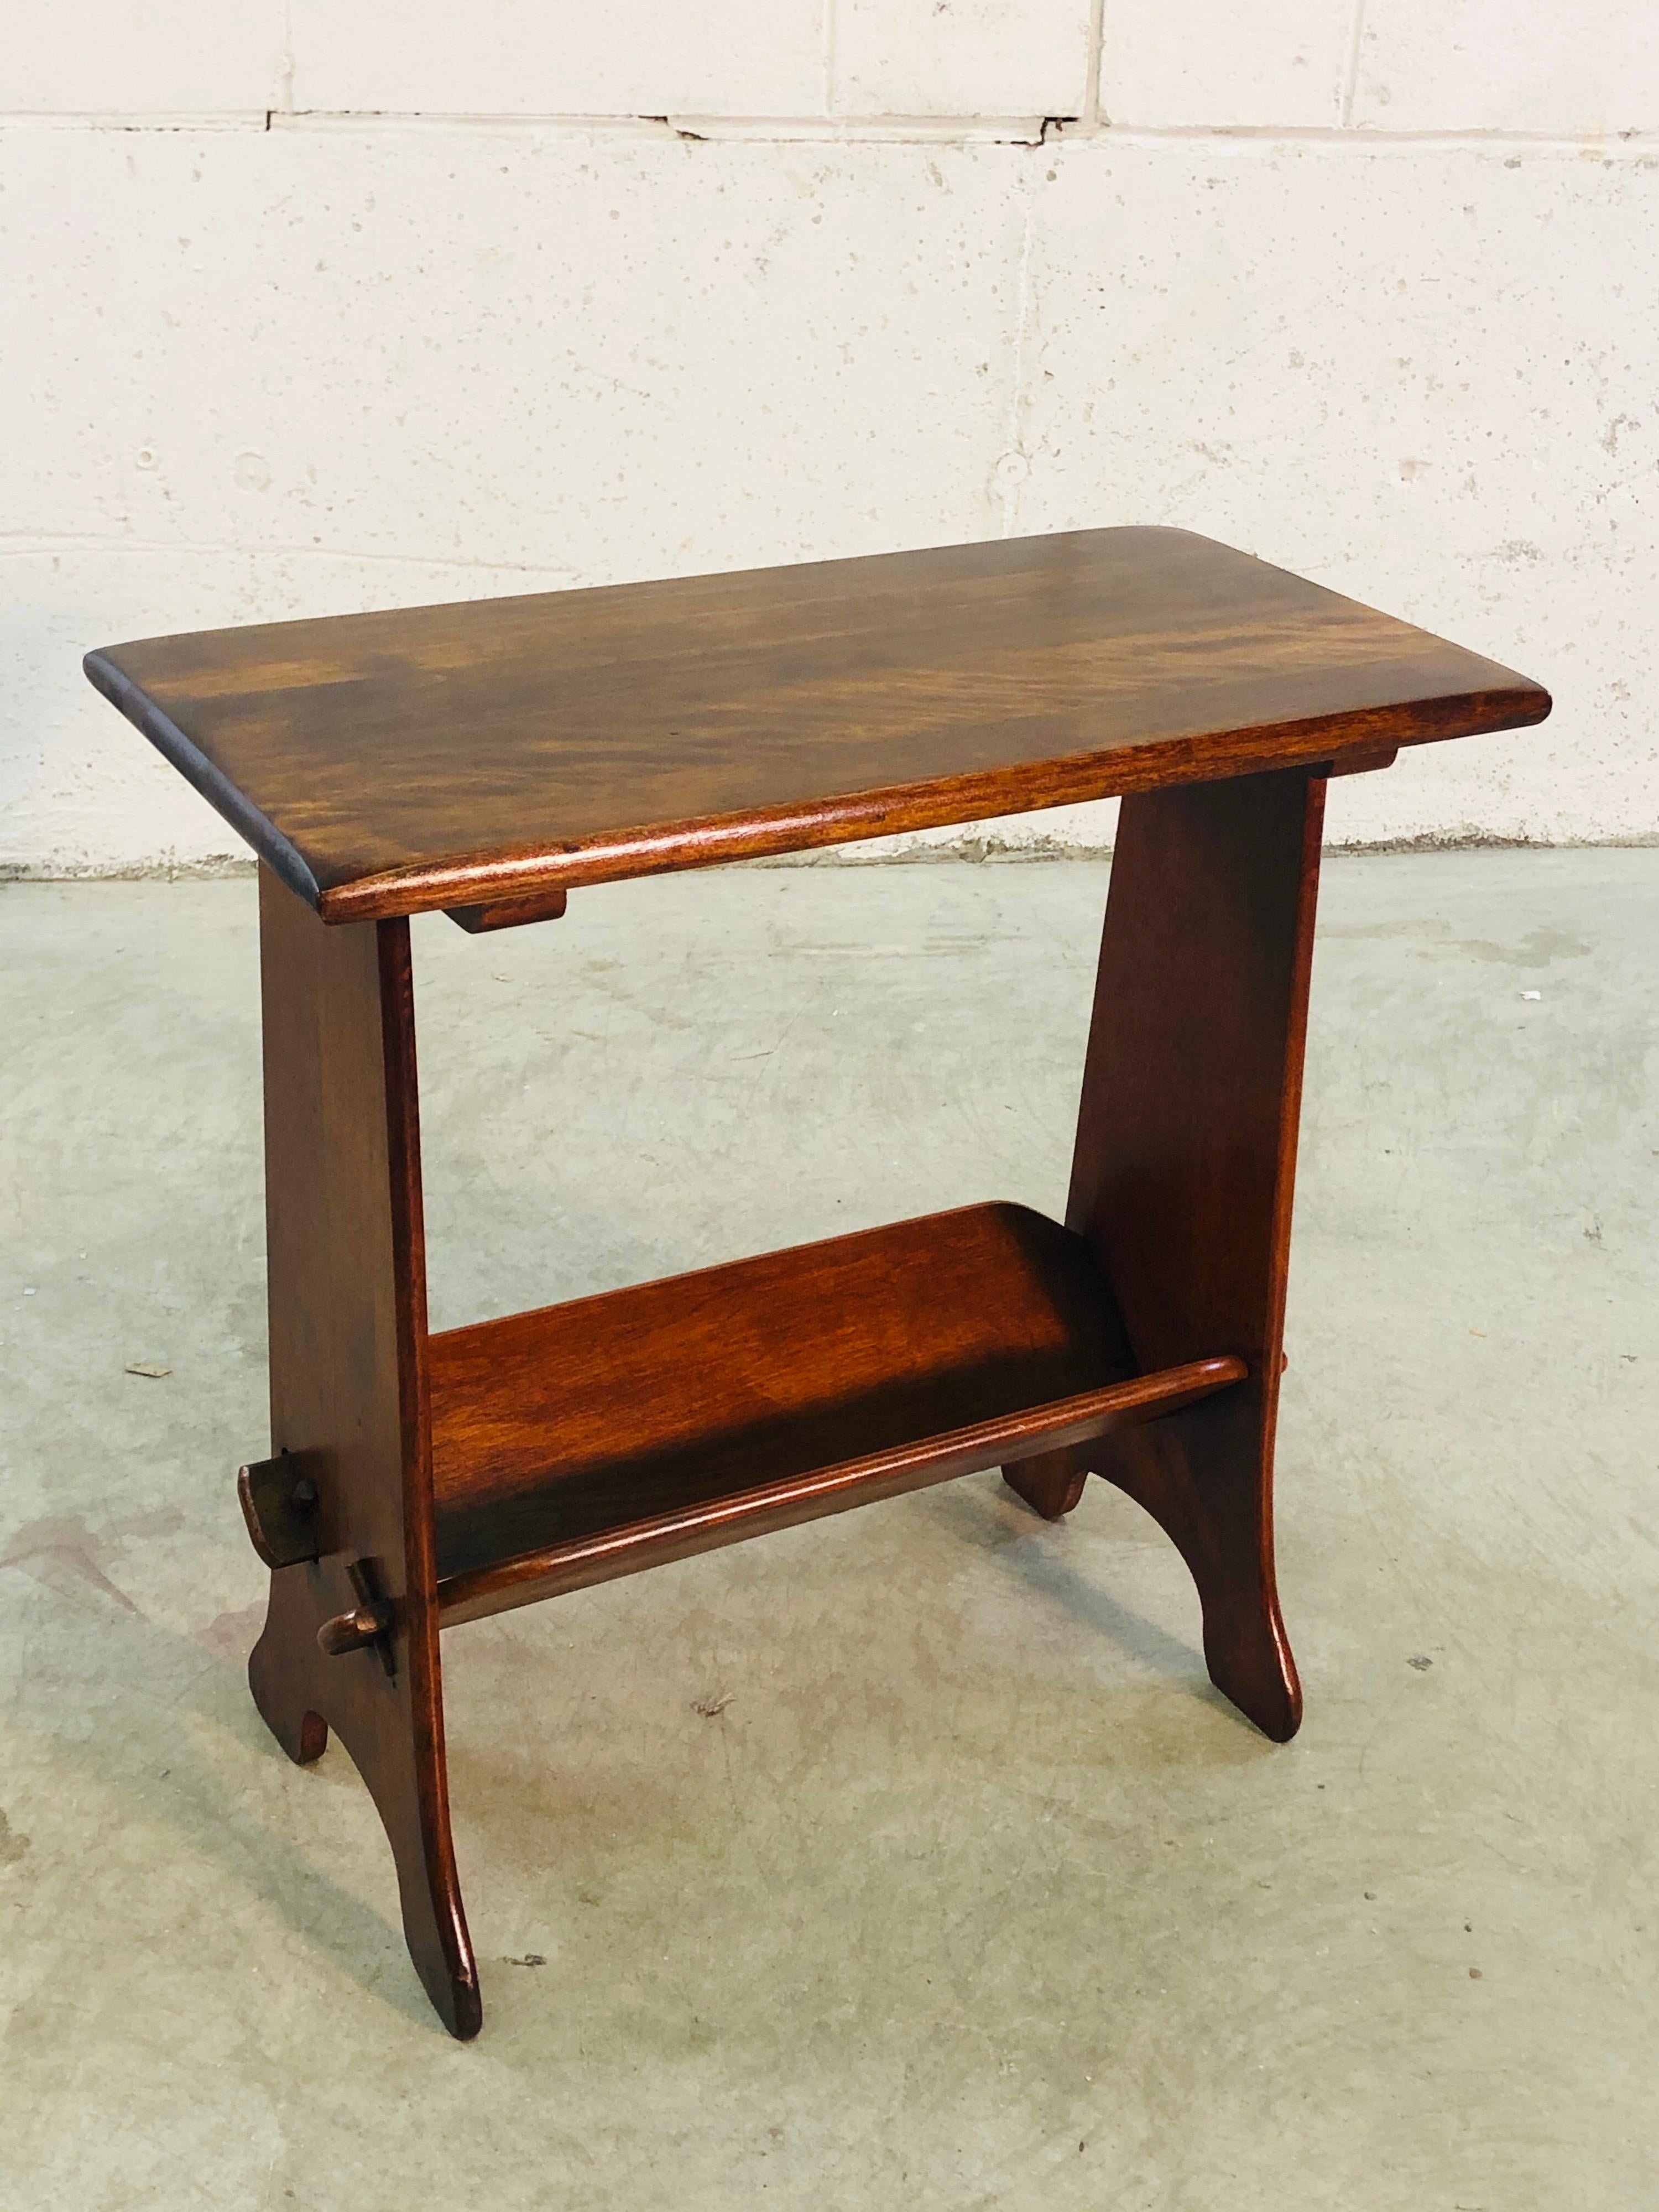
0, 1514, 142, 1613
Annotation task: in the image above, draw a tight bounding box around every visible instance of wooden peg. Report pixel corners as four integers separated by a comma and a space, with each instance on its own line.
318, 1600, 395, 1657
237, 1452, 322, 1569
317, 1558, 398, 1673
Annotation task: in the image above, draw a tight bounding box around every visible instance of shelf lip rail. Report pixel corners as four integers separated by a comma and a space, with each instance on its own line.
434, 1352, 1247, 1629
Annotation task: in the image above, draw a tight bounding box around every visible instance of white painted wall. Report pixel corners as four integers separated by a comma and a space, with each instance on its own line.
3, 3, 1655, 873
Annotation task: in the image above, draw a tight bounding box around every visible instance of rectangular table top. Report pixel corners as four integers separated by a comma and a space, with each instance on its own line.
85, 526, 1548, 924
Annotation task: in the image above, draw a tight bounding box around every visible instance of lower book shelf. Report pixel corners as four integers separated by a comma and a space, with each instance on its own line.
426, 1200, 1245, 1630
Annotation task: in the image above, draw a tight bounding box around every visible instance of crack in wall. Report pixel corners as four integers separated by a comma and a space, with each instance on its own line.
8, 112, 1659, 150
1342, 0, 1370, 129
995, 184, 1039, 539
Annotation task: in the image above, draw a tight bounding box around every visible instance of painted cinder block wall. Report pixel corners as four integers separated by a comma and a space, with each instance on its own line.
3, 1, 1655, 873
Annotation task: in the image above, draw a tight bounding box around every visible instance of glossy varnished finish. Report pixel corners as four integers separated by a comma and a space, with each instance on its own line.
97, 533, 1550, 2037
1024, 765, 1327, 1743
436, 1357, 1244, 1630
431, 1204, 1131, 1566
422, 1202, 1245, 1620
245, 867, 481, 2038
1001, 1443, 1092, 1522
84, 528, 1547, 922
442, 886, 567, 935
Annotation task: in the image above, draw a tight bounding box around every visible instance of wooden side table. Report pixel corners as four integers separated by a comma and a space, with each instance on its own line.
86, 527, 1548, 2038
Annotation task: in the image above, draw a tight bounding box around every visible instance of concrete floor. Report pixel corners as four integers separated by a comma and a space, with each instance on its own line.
1, 852, 1654, 2210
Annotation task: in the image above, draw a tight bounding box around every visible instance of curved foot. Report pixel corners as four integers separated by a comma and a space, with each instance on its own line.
330, 1702, 482, 2039
247, 1562, 482, 2036
1201, 1590, 1301, 1744
1002, 1443, 1090, 1521
371, 1739, 481, 2040
399, 1877, 483, 2041
1093, 1399, 1302, 1742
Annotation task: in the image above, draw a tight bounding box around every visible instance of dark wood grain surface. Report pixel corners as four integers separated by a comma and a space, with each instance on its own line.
435, 1355, 1244, 1632
244, 868, 481, 2037
1058, 765, 1327, 1741
84, 528, 1547, 922
425, 1202, 1244, 1618
430, 1202, 1132, 1558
